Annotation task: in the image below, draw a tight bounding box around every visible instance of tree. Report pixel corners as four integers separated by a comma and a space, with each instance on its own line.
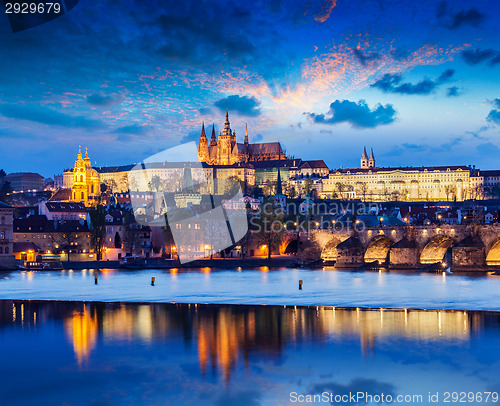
444, 185, 456, 201
0, 180, 11, 202
114, 232, 122, 249
303, 178, 313, 196
250, 198, 284, 260
287, 185, 297, 199
53, 230, 80, 262
149, 175, 162, 192
123, 212, 140, 256
88, 204, 107, 260
263, 180, 274, 197
224, 175, 244, 197
360, 182, 368, 202
335, 182, 346, 200
162, 214, 175, 257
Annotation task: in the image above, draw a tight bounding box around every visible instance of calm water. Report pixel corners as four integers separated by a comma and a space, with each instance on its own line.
1, 300, 500, 406
1, 268, 500, 310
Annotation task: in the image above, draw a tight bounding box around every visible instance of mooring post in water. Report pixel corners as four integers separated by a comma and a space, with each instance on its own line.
299, 279, 303, 290
94, 274, 98, 285
151, 276, 155, 286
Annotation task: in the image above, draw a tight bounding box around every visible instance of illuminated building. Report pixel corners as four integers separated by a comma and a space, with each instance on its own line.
70, 147, 100, 205
197, 112, 287, 165
323, 148, 474, 201
0, 202, 15, 269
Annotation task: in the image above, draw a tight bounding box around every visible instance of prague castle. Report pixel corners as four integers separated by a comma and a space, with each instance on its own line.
197, 111, 286, 165
322, 147, 477, 201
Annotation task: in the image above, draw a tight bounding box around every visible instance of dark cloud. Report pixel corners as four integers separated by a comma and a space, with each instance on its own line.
487, 110, 500, 125
371, 69, 454, 95
486, 99, 500, 125
438, 69, 455, 82
437, 2, 485, 29
446, 86, 462, 97
0, 104, 104, 129
199, 107, 213, 115
461, 49, 498, 66
477, 142, 500, 155
87, 93, 122, 107
112, 124, 153, 135
214, 390, 261, 406
390, 48, 410, 61
306, 99, 397, 128
352, 48, 380, 67
214, 95, 261, 117
310, 378, 396, 405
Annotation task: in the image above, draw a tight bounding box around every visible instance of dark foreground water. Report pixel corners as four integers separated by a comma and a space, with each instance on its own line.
1, 300, 500, 406
1, 267, 500, 310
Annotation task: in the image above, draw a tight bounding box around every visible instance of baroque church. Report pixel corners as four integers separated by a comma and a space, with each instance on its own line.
71, 147, 100, 205
197, 111, 287, 165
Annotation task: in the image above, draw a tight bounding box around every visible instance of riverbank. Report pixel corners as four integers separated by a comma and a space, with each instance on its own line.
60, 256, 302, 270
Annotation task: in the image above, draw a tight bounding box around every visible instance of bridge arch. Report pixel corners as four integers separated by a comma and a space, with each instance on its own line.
284, 239, 298, 254
321, 236, 342, 261
486, 236, 500, 265
420, 235, 455, 264
364, 236, 394, 263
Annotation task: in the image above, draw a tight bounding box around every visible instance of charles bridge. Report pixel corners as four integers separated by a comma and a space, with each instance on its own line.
291, 224, 500, 270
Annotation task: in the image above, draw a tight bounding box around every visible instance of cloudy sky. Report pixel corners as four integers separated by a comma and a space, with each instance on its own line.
0, 0, 499, 177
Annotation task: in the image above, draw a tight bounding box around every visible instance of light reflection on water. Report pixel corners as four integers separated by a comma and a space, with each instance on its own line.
1, 300, 500, 405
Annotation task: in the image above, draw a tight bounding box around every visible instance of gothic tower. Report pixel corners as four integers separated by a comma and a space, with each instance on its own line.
197, 122, 209, 163
218, 111, 232, 165
210, 124, 217, 146
361, 147, 369, 169
368, 148, 375, 168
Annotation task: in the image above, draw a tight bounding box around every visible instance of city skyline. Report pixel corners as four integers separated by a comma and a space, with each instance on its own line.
0, 0, 499, 176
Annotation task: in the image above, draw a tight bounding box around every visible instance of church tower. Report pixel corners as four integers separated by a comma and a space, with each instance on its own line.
361, 147, 369, 169
368, 148, 375, 168
71, 147, 100, 206
217, 111, 232, 165
210, 124, 217, 146
72, 146, 87, 202
197, 122, 209, 163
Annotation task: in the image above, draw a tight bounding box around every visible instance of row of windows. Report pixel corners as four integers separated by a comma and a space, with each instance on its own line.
0, 247, 9, 254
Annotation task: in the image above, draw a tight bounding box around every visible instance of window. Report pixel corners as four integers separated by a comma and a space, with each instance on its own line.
0, 247, 2, 254
0, 216, 4, 225
4, 247, 8, 254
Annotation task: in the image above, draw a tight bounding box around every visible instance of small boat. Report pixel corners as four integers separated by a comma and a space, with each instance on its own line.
19, 254, 63, 270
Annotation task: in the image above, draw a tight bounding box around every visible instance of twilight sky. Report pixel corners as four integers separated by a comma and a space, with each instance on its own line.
0, 0, 499, 177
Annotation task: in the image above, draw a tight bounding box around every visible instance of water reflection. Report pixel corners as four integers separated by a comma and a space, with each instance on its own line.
2, 300, 500, 405
1, 301, 496, 375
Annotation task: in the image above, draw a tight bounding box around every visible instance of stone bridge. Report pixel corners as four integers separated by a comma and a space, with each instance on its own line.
308, 224, 500, 270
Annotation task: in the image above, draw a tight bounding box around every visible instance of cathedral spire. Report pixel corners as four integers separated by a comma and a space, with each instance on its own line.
210, 124, 217, 146
244, 123, 249, 146
223, 109, 231, 136
362, 146, 368, 159
77, 145, 82, 161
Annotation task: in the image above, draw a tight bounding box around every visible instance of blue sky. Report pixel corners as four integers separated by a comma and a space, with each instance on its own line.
0, 0, 499, 176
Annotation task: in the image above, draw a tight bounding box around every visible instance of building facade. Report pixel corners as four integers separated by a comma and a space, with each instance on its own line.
70, 147, 101, 206
197, 112, 287, 165
3, 172, 44, 192
323, 148, 473, 201
0, 202, 15, 269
